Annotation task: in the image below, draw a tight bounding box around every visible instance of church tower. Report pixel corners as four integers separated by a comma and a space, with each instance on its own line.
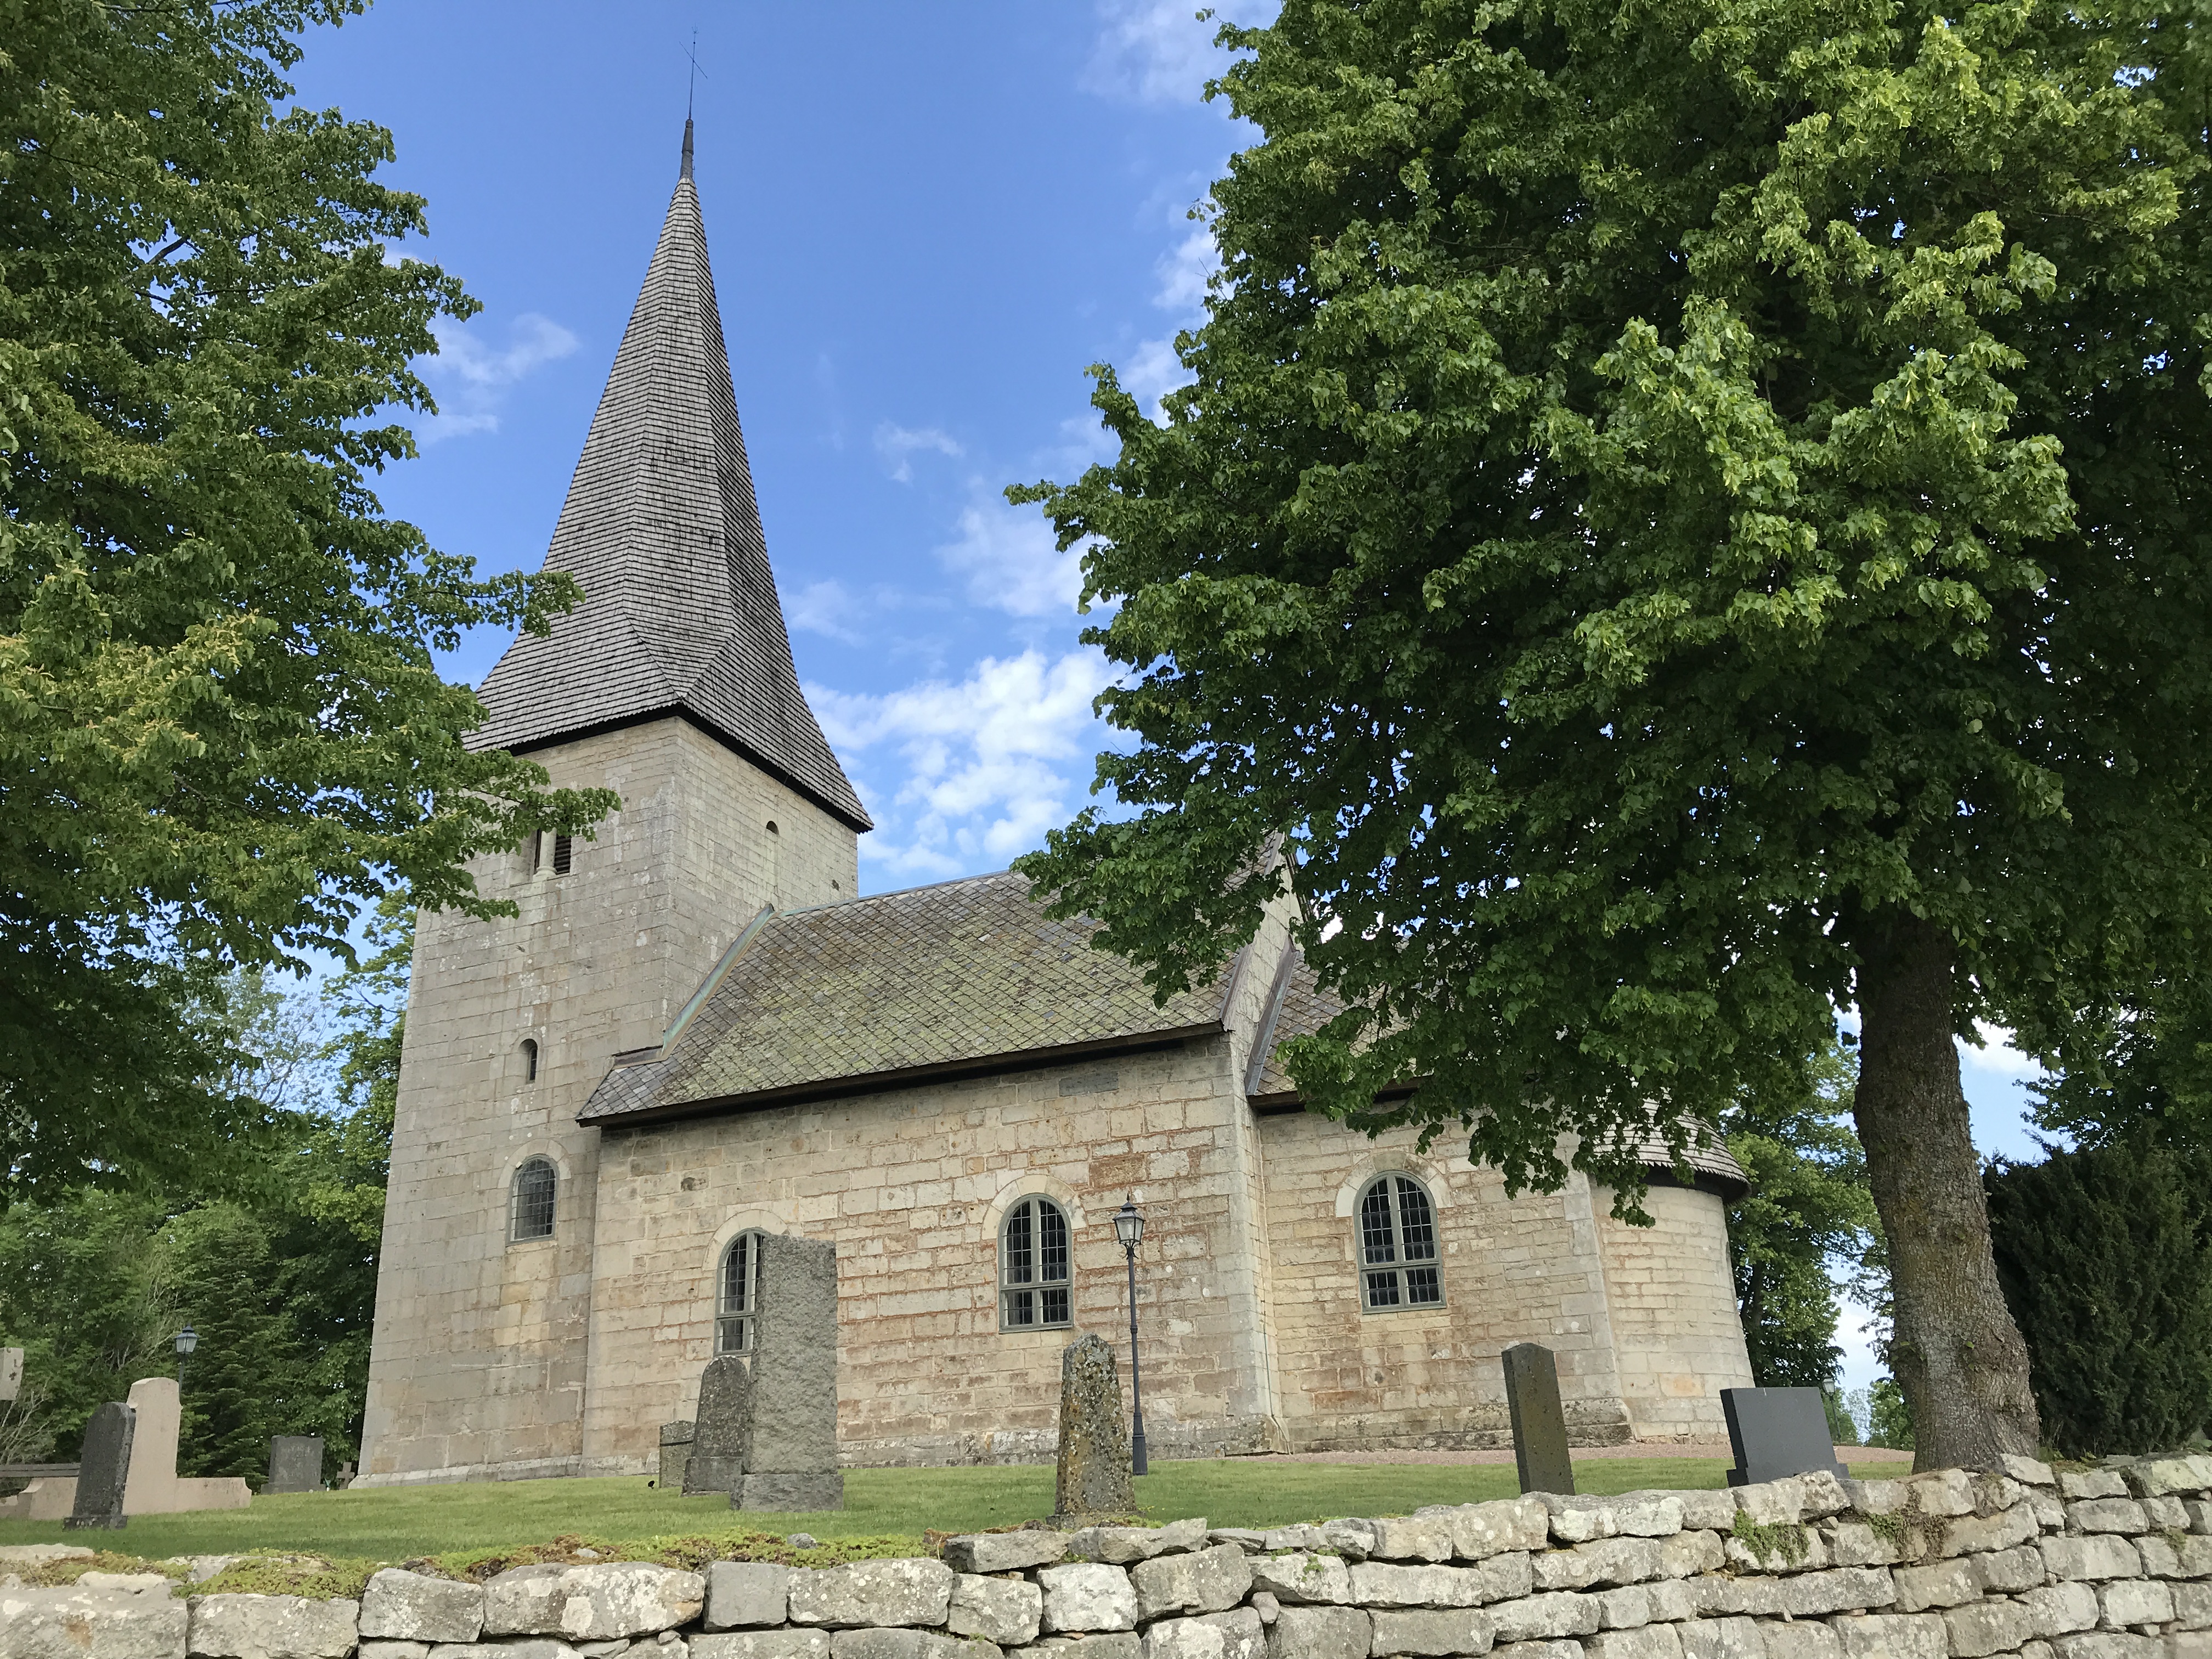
360, 124, 868, 1484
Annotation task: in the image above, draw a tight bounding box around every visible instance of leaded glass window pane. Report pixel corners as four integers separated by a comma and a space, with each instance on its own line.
1001, 1197, 1073, 1330
1356, 1175, 1445, 1311
717, 1231, 761, 1354
511, 1158, 556, 1242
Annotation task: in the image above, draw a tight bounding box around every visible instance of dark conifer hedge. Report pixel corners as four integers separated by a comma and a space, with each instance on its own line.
1985, 1144, 2212, 1457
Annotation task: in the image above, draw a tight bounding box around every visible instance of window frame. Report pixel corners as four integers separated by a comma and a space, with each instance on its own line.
998, 1195, 1073, 1331
521, 1038, 539, 1084
716, 1229, 765, 1355
1356, 1173, 1444, 1312
510, 1156, 557, 1244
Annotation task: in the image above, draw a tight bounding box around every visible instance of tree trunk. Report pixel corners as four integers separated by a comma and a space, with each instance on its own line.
1852, 910, 2040, 1470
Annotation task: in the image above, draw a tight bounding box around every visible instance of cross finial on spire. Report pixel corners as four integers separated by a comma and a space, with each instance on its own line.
682, 30, 707, 181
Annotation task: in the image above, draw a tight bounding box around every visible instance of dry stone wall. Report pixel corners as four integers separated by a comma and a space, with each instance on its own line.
8, 1455, 2212, 1659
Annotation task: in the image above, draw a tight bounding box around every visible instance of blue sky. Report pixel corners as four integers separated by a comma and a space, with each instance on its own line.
290, 1, 1249, 885
290, 2, 2049, 1368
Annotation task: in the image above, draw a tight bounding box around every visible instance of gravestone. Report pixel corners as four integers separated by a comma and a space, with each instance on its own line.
1721, 1386, 1850, 1486
1502, 1342, 1575, 1496
658, 1420, 695, 1491
266, 1435, 325, 1493
1053, 1333, 1136, 1523
737, 1233, 842, 1510
64, 1401, 136, 1530
683, 1361, 753, 1496
0, 1347, 20, 1402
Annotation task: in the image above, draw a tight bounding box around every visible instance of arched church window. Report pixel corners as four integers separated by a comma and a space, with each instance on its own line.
1000, 1196, 1071, 1330
511, 1158, 557, 1243
521, 1039, 539, 1084
718, 1230, 765, 1354
1357, 1174, 1443, 1310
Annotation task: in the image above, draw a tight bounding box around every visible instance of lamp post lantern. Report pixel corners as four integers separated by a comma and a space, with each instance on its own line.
1112, 1199, 1148, 1476
175, 1325, 197, 1401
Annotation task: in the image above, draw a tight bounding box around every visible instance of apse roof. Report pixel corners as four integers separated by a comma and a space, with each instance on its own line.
470, 122, 870, 832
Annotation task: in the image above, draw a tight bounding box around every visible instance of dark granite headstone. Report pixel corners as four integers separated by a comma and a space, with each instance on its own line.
1502, 1342, 1575, 1496
684, 1360, 753, 1496
1722, 1386, 1850, 1486
737, 1233, 842, 1511
64, 1401, 135, 1530
658, 1419, 695, 1491
1053, 1333, 1137, 1524
266, 1435, 324, 1493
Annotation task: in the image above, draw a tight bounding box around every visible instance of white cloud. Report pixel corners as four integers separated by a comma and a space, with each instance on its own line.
1959, 1020, 2046, 1083
875, 422, 964, 483
810, 649, 1116, 879
417, 312, 579, 441
786, 579, 867, 645
938, 494, 1091, 618
1085, 0, 1237, 104
1118, 334, 1190, 422
1155, 226, 1218, 313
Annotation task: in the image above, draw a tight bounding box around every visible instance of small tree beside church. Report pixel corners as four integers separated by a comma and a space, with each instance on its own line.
1015, 0, 2212, 1469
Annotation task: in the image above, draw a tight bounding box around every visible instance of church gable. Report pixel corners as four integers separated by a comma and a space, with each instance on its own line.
579, 870, 1240, 1126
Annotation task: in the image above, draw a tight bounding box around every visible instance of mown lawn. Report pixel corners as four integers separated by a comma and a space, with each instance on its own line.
0, 1458, 1910, 1564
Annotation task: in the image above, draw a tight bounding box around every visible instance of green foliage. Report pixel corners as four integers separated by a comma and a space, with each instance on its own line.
1011, 0, 2212, 1232
1824, 1390, 1859, 1447
1867, 1378, 1916, 1450
1723, 1035, 1876, 1389
0, 0, 614, 1203
1729, 1508, 1811, 1567
0, 919, 402, 1474
1985, 1143, 2212, 1457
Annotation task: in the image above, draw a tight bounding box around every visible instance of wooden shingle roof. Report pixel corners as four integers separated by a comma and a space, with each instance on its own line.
579, 871, 1234, 1126
470, 123, 869, 832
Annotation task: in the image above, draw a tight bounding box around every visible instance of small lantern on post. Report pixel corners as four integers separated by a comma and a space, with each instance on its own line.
1113, 1199, 1149, 1476
174, 1324, 198, 1401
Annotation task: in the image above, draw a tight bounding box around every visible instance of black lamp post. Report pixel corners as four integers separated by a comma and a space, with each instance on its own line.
1112, 1199, 1148, 1476
174, 1325, 197, 1401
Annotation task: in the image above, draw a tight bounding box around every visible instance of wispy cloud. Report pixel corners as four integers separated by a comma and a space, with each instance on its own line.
786, 579, 868, 646
1084, 0, 1231, 104
417, 313, 579, 442
1959, 1020, 2047, 1084
938, 493, 1091, 619
811, 650, 1117, 878
876, 422, 964, 483
1155, 227, 1218, 312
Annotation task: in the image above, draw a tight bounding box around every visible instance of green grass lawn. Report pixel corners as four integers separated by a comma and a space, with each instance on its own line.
0, 1458, 1909, 1565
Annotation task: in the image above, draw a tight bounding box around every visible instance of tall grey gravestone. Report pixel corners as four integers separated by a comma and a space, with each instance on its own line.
266, 1435, 325, 1493
0, 1347, 20, 1403
1502, 1342, 1576, 1496
64, 1401, 136, 1530
683, 1360, 753, 1496
738, 1233, 842, 1510
1054, 1333, 1137, 1523
1721, 1386, 1850, 1486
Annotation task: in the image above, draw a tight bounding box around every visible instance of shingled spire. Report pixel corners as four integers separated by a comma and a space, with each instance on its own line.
471, 125, 871, 832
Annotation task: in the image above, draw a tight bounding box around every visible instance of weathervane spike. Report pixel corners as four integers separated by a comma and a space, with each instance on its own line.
682, 29, 706, 180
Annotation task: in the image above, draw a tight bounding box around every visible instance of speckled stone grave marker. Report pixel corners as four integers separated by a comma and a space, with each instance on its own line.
64, 1401, 135, 1530
737, 1233, 842, 1510
684, 1359, 753, 1496
658, 1420, 695, 1492
266, 1435, 325, 1493
1054, 1333, 1136, 1523
1502, 1342, 1575, 1496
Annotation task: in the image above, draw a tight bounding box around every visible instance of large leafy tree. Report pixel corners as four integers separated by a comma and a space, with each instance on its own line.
1017, 0, 2212, 1468
1, 0, 612, 1200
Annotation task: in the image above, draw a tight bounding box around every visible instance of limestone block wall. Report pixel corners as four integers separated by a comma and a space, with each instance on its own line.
362, 718, 857, 1485
1254, 1114, 1638, 1452
578, 1031, 1280, 1474
1591, 1183, 1755, 1440
25, 1453, 2212, 1659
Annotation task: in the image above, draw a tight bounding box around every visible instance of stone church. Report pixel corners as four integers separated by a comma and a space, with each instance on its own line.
358, 126, 1754, 1487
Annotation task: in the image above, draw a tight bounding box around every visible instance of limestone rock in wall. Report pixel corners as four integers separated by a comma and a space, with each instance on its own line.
362, 1571, 486, 1644
1366, 1607, 1494, 1657
943, 1538, 1070, 1576
789, 1563, 956, 1631
1248, 1555, 1350, 1607
691, 1633, 832, 1659
187, 1593, 361, 1659
947, 1577, 1041, 1647
706, 1565, 791, 1632
1138, 1608, 1263, 1659
1034, 1565, 1137, 1635
1262, 1605, 1368, 1659
0, 1582, 190, 1659
1130, 1547, 1254, 1622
